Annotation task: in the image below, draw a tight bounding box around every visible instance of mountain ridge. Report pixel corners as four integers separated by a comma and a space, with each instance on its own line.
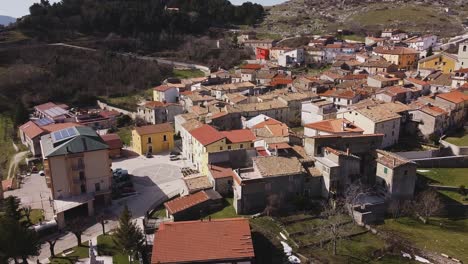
0, 15, 16, 26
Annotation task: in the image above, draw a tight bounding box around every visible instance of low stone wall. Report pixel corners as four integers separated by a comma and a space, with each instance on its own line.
440, 140, 468, 156
96, 100, 137, 119
395, 149, 441, 159
413, 156, 468, 168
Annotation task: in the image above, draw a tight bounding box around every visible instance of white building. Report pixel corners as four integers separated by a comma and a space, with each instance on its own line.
278, 48, 305, 67
404, 35, 438, 52
342, 105, 402, 148
456, 41, 468, 69
301, 98, 337, 125
153, 85, 179, 103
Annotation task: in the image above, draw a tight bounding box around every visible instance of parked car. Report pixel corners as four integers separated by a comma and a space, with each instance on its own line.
38, 171, 45, 176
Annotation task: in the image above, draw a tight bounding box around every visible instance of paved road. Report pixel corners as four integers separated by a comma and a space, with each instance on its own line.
49, 43, 210, 76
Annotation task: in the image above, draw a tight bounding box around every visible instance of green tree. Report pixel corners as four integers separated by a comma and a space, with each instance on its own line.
68, 218, 88, 246
1, 196, 22, 222
0, 197, 41, 263
113, 205, 144, 262
13, 99, 29, 128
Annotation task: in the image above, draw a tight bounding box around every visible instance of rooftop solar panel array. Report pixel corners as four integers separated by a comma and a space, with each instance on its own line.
52, 127, 78, 143
44, 106, 68, 118
34, 118, 54, 127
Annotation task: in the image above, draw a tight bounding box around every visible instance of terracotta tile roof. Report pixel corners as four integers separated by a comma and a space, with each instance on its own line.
180, 90, 193, 96
152, 218, 254, 264
35, 102, 60, 112
183, 175, 213, 193
374, 46, 418, 55
270, 78, 293, 86
342, 74, 368, 80
221, 129, 256, 143
154, 85, 176, 92
240, 63, 262, 70
144, 101, 171, 108
211, 111, 229, 119
134, 123, 174, 135
19, 121, 44, 139
164, 191, 210, 215
454, 68, 468, 73
209, 164, 235, 179
254, 156, 304, 177
99, 110, 120, 118
190, 125, 225, 146
376, 149, 414, 169
42, 122, 82, 133
267, 142, 292, 150
319, 88, 357, 99
266, 123, 290, 137
406, 77, 428, 86
305, 118, 363, 134
436, 90, 466, 104
385, 86, 408, 95
420, 105, 448, 116
100, 134, 123, 149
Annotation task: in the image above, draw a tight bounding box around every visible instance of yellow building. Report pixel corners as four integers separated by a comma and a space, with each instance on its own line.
132, 123, 175, 155
418, 52, 458, 74
188, 125, 256, 174
373, 46, 419, 70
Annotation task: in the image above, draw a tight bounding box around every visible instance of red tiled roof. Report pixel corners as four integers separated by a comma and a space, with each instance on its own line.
267, 142, 292, 150
454, 68, 468, 73
256, 147, 269, 157
152, 218, 254, 264
386, 86, 408, 95
342, 74, 368, 80
211, 111, 229, 119
305, 118, 363, 134
374, 46, 419, 55
221, 129, 256, 143
144, 101, 168, 108
252, 118, 282, 129
406, 77, 428, 86
99, 110, 120, 118
42, 123, 82, 133
190, 125, 225, 146
164, 191, 210, 215
35, 102, 58, 112
154, 85, 176, 92
436, 91, 466, 104
270, 78, 293, 86
240, 64, 262, 70
19, 121, 44, 139
134, 123, 174, 135
209, 164, 235, 179
319, 89, 357, 99
100, 134, 123, 149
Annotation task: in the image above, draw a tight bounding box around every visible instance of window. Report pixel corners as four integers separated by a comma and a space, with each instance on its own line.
79, 171, 85, 181
384, 167, 388, 174
148, 137, 152, 143
240, 144, 244, 148
464, 45, 467, 52
404, 170, 408, 175
228, 146, 232, 150
163, 135, 167, 141
95, 183, 101, 192
251, 143, 254, 147
220, 146, 223, 151
80, 184, 86, 193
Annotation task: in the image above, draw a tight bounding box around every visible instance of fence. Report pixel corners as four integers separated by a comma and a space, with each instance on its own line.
413, 155, 468, 168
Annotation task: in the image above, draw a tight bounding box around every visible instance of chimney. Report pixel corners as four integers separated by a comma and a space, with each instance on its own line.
346, 148, 350, 155
393, 158, 396, 167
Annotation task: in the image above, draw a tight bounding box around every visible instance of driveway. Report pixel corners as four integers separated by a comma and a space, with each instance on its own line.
4, 174, 54, 220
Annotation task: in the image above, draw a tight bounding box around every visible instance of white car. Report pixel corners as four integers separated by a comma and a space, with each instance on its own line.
38, 171, 45, 176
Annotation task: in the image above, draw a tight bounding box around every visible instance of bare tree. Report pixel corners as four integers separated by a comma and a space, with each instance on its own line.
344, 182, 372, 223
387, 200, 402, 219
44, 234, 62, 258
318, 202, 348, 256
414, 189, 443, 224
97, 214, 107, 235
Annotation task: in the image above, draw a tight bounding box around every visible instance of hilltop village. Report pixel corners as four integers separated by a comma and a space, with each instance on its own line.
2, 28, 468, 264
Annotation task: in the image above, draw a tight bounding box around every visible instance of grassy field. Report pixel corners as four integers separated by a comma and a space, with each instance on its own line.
444, 130, 468, 146
341, 34, 365, 42
50, 242, 90, 264
207, 198, 239, 219
0, 114, 17, 179
172, 69, 205, 79
380, 217, 468, 262
0, 30, 29, 43
417, 168, 468, 187
21, 209, 44, 225
97, 234, 138, 264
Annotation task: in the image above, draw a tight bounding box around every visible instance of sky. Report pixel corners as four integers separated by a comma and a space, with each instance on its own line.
1, 0, 286, 18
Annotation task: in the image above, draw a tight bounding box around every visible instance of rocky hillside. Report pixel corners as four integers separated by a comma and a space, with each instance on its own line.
257, 0, 468, 38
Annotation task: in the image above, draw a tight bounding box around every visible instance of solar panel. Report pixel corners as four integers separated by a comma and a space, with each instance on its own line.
53, 131, 63, 141
67, 127, 77, 137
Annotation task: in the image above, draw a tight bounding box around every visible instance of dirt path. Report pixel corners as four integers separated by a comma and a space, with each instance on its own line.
7, 150, 28, 179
